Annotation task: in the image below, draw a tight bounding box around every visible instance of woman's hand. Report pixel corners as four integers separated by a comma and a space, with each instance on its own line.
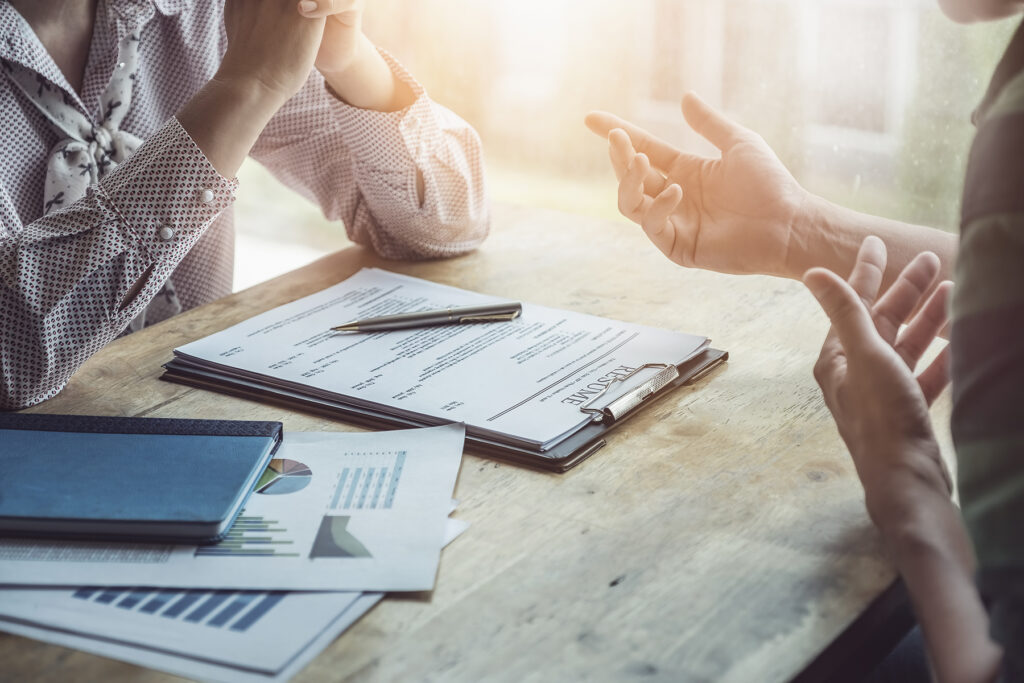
218, 0, 326, 104
804, 236, 953, 526
585, 93, 810, 277
296, 0, 366, 77
178, 0, 324, 177
296, 0, 414, 111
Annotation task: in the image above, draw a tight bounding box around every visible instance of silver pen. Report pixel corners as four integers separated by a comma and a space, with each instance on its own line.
331, 302, 522, 332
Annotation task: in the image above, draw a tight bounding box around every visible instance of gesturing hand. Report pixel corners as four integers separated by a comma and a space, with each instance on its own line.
804, 236, 954, 526
585, 93, 810, 277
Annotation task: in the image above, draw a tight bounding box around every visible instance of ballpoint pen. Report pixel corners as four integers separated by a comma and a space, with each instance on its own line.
331, 302, 522, 332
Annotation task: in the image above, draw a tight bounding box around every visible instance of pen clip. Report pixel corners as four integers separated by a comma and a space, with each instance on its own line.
457, 310, 521, 323
578, 363, 679, 424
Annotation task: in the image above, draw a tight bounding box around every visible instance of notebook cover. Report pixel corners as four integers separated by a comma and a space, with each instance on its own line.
0, 414, 283, 543
160, 349, 726, 473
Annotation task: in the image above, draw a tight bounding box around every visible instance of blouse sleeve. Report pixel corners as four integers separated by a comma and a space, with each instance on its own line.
0, 117, 236, 410
248, 50, 490, 260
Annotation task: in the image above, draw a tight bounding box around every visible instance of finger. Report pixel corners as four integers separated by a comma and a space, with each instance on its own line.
895, 280, 953, 370
618, 153, 652, 221
812, 329, 847, 405
871, 251, 940, 345
680, 91, 749, 152
607, 129, 630, 181
609, 130, 667, 194
639, 184, 683, 253
846, 236, 887, 308
917, 344, 951, 406
298, 0, 355, 17
804, 267, 881, 355
586, 111, 684, 171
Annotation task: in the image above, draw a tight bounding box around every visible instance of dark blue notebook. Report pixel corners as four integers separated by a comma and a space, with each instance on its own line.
0, 413, 282, 544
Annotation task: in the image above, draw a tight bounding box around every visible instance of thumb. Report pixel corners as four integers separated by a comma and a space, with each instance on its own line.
681, 92, 745, 151
803, 268, 879, 352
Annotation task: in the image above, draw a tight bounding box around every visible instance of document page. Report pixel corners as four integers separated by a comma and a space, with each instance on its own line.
0, 426, 464, 591
173, 269, 709, 448
0, 516, 468, 681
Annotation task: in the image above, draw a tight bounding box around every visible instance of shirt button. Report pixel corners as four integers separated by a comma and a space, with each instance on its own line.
199, 188, 214, 204
158, 225, 175, 241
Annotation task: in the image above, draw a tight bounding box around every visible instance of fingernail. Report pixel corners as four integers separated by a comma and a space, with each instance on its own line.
299, 0, 318, 13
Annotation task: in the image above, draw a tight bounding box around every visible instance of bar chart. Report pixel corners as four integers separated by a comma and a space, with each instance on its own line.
328, 450, 406, 511
193, 515, 300, 558
71, 587, 286, 632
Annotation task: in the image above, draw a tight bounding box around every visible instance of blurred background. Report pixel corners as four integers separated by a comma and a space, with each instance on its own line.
233, 0, 1018, 290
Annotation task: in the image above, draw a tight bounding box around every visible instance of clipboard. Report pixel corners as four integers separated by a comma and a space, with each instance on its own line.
161, 347, 727, 473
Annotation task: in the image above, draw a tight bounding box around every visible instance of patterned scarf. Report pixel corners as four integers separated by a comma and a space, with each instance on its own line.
3, 22, 181, 330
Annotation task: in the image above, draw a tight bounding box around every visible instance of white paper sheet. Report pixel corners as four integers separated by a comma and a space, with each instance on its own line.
173, 268, 709, 449
0, 516, 469, 682
0, 426, 464, 590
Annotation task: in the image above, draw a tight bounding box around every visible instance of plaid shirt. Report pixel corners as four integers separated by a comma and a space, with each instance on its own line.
0, 0, 489, 410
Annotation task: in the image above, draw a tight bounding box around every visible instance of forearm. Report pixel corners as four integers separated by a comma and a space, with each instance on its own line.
320, 34, 415, 112
873, 474, 1001, 683
176, 76, 288, 178
787, 194, 958, 290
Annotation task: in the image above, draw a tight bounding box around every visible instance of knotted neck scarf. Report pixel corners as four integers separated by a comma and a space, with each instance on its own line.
4, 25, 181, 331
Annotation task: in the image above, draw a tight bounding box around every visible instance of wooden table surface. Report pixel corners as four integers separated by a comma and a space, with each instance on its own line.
2, 203, 952, 682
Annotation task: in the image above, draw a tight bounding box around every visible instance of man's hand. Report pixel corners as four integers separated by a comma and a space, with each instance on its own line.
804, 236, 953, 527
585, 93, 809, 277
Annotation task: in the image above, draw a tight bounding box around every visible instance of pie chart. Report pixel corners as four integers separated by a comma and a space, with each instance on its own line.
254, 458, 312, 495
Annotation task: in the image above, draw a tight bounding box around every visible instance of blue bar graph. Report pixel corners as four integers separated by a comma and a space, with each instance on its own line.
116, 589, 151, 609
163, 590, 205, 618
207, 593, 258, 627
139, 591, 180, 614
344, 468, 362, 508
184, 591, 232, 623
230, 593, 285, 632
70, 586, 285, 632
384, 451, 406, 508
330, 450, 406, 510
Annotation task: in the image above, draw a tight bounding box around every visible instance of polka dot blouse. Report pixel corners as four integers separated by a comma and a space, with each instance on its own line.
0, 0, 490, 410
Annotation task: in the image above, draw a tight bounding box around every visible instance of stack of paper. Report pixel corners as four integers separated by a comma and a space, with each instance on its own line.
0, 425, 468, 681
162, 268, 717, 469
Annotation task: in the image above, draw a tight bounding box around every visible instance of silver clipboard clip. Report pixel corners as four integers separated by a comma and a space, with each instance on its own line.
578, 363, 680, 424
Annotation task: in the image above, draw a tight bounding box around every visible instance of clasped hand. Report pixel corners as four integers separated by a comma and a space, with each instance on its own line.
219, 0, 369, 104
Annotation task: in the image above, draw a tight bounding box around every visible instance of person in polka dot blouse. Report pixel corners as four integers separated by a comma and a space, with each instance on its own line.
0, 0, 490, 410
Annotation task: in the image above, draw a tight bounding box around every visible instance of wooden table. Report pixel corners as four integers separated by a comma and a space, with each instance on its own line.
2, 203, 952, 682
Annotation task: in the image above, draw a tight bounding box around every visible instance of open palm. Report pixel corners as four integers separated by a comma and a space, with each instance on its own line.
586, 93, 809, 276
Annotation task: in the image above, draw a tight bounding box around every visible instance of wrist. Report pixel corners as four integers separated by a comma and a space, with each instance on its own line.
209, 69, 293, 114
784, 192, 853, 280
317, 32, 374, 82
861, 445, 953, 535
320, 36, 414, 112
177, 75, 286, 178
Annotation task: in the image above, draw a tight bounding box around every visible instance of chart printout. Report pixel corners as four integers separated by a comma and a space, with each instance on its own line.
173, 268, 709, 448
0, 518, 468, 682
0, 426, 464, 590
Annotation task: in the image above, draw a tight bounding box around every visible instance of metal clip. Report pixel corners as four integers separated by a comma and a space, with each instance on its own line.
578, 363, 680, 424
